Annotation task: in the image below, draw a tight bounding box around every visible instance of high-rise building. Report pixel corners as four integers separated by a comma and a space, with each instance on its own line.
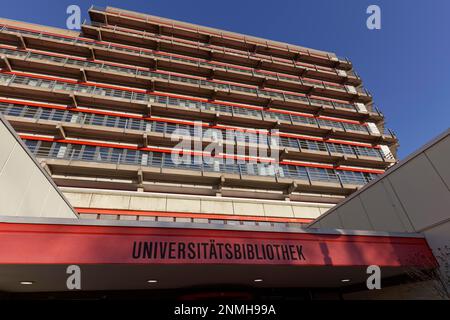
0, 6, 398, 226
5, 7, 444, 300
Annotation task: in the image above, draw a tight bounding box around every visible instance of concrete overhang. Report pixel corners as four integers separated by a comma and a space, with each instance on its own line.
0, 216, 436, 293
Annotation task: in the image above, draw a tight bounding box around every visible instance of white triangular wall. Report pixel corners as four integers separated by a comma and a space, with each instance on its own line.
0, 115, 78, 219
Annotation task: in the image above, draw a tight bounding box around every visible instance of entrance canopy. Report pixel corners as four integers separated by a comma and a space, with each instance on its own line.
0, 216, 436, 292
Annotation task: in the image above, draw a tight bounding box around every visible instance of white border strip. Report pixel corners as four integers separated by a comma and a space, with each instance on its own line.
0, 215, 425, 238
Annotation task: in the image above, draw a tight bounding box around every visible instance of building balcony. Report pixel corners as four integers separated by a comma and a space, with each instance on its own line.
1, 100, 395, 169
23, 138, 382, 198
0, 73, 396, 146
0, 45, 370, 102
0, 57, 372, 127
0, 23, 362, 88
0, 69, 377, 131
81, 22, 361, 86
89, 6, 353, 71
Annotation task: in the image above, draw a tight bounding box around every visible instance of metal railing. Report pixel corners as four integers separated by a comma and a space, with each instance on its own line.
86, 16, 356, 76
0, 73, 372, 135
0, 23, 364, 95
0, 43, 364, 113
383, 128, 397, 139
0, 102, 385, 161
25, 139, 379, 186
85, 22, 370, 92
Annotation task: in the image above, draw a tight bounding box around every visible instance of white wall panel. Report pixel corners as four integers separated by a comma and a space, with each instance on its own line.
0, 124, 15, 171
358, 181, 411, 232
388, 153, 450, 231
317, 211, 343, 229
334, 198, 373, 230
311, 130, 449, 233
0, 116, 77, 219
425, 137, 450, 188
62, 188, 334, 220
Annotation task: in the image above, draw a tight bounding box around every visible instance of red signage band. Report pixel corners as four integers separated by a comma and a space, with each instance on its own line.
0, 222, 437, 268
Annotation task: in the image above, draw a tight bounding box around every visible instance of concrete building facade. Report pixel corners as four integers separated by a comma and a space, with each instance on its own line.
2, 6, 448, 300
0, 6, 398, 225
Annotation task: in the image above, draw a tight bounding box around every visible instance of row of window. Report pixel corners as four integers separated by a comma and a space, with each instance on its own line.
0, 73, 370, 135
0, 24, 362, 98
24, 139, 379, 186
0, 46, 359, 101
278, 136, 382, 158
0, 102, 383, 160
0, 46, 363, 111
90, 20, 348, 76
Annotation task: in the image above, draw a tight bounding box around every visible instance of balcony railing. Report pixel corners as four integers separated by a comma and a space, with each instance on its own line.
88, 8, 353, 70
25, 139, 379, 186
0, 32, 365, 114
383, 128, 397, 139
0, 101, 385, 161
0, 23, 362, 92
0, 46, 369, 112
0, 73, 373, 135
87, 21, 332, 72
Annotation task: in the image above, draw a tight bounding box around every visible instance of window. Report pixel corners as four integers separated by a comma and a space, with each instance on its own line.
318, 118, 343, 130
24, 140, 38, 153
299, 139, 327, 152
129, 119, 143, 130
22, 106, 38, 119
279, 165, 308, 180
328, 143, 354, 155
291, 115, 317, 126
354, 146, 381, 158
307, 167, 338, 183
279, 137, 299, 149
97, 147, 111, 162
82, 146, 97, 161
110, 148, 124, 164
7, 105, 23, 116
343, 122, 367, 133
153, 122, 165, 133
149, 152, 163, 167
124, 149, 138, 164
338, 170, 366, 185
90, 114, 105, 126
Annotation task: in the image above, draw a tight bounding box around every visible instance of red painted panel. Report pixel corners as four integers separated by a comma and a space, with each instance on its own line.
0, 222, 436, 268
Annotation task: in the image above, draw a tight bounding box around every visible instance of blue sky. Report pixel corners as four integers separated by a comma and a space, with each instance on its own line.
1, 0, 449, 158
